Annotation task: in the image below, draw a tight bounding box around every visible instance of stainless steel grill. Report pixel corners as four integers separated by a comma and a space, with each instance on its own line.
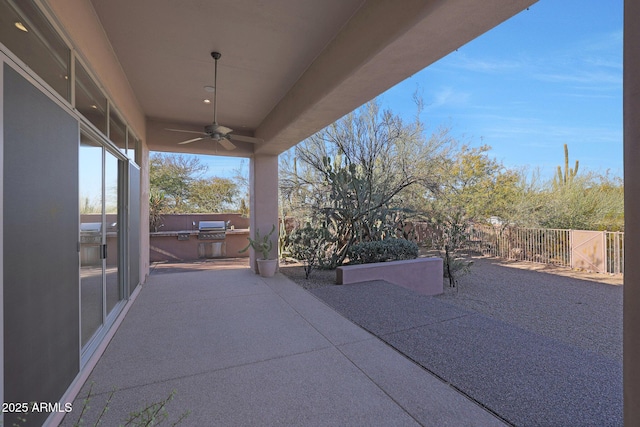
80, 222, 102, 265
198, 220, 226, 240
197, 221, 227, 258
80, 222, 102, 244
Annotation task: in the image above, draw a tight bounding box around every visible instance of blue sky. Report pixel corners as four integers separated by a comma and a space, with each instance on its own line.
191, 0, 623, 182
379, 0, 623, 179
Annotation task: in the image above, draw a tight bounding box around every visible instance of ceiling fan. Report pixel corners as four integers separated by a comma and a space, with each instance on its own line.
166, 52, 261, 150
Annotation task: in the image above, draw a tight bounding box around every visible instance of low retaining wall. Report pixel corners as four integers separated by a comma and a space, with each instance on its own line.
336, 257, 443, 296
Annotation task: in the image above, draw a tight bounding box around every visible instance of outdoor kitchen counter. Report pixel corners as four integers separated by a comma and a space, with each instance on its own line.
224, 228, 250, 235
149, 229, 249, 237
149, 229, 250, 262
225, 229, 250, 257
150, 230, 199, 237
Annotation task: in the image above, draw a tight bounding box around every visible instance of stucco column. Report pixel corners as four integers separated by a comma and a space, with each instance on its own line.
249, 154, 279, 272
624, 0, 640, 423
140, 141, 150, 282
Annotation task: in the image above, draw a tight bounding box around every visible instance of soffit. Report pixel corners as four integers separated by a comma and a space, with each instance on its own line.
89, 0, 537, 156
90, 0, 364, 150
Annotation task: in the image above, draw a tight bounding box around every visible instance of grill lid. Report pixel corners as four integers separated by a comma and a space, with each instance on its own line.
198, 220, 226, 232
81, 222, 102, 233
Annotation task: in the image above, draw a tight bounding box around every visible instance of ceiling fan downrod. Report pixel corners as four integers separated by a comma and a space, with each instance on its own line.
211, 51, 221, 125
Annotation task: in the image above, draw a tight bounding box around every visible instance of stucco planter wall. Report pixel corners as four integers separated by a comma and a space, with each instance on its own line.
336, 257, 443, 296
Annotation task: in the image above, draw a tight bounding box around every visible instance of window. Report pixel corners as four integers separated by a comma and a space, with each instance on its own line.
109, 106, 127, 154
128, 129, 139, 164
75, 59, 107, 134
0, 0, 70, 100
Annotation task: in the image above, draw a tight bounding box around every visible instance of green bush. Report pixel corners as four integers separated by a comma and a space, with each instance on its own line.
288, 224, 334, 278
348, 238, 418, 264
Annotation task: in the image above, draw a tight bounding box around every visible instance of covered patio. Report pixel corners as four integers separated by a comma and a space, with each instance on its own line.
2, 0, 639, 425
61, 261, 504, 426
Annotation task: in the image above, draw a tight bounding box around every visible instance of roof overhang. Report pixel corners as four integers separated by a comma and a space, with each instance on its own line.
50, 0, 538, 157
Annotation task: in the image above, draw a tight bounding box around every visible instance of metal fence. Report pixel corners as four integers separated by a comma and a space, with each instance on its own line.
467, 226, 571, 267
605, 231, 625, 274
462, 225, 624, 275
406, 222, 624, 275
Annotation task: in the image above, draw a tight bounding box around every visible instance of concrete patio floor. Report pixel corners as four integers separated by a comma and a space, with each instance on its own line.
61, 260, 505, 426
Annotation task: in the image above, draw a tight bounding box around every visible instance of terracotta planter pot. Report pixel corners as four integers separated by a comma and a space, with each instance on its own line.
257, 259, 278, 277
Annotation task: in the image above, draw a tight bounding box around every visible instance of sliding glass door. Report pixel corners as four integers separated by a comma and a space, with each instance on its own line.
79, 130, 125, 349
79, 133, 104, 347
105, 150, 122, 315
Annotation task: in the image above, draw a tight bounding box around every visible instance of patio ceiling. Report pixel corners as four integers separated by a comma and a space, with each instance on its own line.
89, 0, 537, 157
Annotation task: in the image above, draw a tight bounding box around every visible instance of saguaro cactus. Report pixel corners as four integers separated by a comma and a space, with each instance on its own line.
555, 144, 579, 186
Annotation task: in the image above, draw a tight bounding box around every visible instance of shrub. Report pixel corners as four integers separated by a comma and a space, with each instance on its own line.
288, 224, 333, 278
348, 238, 418, 265
443, 244, 473, 287
149, 190, 167, 232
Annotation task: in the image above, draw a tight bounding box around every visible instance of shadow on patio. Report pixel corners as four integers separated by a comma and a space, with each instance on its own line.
61, 259, 503, 426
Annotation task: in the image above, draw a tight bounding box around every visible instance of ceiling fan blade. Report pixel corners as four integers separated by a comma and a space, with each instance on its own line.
218, 138, 236, 151
228, 134, 263, 144
178, 137, 206, 145
166, 128, 208, 135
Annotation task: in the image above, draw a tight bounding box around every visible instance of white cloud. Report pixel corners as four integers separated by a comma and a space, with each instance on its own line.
443, 54, 524, 74
580, 29, 623, 53
533, 70, 621, 86
428, 87, 471, 109
481, 121, 621, 146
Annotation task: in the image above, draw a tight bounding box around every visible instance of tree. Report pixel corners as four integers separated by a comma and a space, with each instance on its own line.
416, 143, 521, 285
425, 144, 520, 222
232, 159, 250, 217
149, 153, 242, 213
280, 99, 448, 267
150, 153, 207, 212
188, 177, 237, 213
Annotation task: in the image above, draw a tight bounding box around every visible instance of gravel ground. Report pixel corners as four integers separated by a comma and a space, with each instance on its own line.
284, 257, 623, 426
310, 280, 621, 426
280, 256, 623, 361
440, 257, 623, 361
278, 261, 337, 290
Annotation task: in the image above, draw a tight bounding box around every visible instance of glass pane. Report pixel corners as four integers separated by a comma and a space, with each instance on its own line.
105, 151, 122, 315
109, 107, 127, 154
80, 132, 104, 347
75, 60, 107, 134
0, 0, 70, 100
127, 129, 138, 163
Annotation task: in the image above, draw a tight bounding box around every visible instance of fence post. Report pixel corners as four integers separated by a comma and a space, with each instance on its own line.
569, 230, 574, 269
603, 231, 608, 274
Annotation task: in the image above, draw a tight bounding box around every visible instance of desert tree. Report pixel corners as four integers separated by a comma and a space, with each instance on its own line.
149, 153, 207, 212
280, 98, 449, 267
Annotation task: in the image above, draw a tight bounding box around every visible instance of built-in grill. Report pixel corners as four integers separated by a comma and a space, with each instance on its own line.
197, 220, 227, 240
80, 222, 102, 265
197, 221, 227, 258
80, 222, 102, 244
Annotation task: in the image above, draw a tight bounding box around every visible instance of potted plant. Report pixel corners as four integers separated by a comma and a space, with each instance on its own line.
239, 224, 278, 277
